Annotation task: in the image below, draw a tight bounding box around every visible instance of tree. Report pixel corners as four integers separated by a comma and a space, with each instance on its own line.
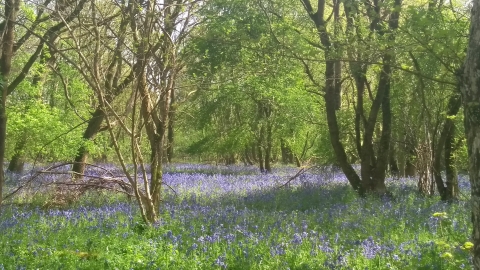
180, 0, 320, 170
0, 0, 20, 204
52, 0, 197, 224
0, 0, 88, 205
461, 0, 480, 267
395, 3, 468, 199
295, 0, 401, 196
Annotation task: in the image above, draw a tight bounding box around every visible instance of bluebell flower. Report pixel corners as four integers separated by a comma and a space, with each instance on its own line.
292, 233, 303, 245
213, 254, 227, 269
361, 237, 382, 259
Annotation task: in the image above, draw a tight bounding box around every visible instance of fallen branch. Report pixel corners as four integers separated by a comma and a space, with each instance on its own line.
277, 167, 307, 188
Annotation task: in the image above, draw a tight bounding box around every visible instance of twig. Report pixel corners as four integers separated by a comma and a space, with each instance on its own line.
163, 182, 178, 197
278, 167, 307, 189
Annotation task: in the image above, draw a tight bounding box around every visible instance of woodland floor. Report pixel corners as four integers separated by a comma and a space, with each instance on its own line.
0, 164, 473, 269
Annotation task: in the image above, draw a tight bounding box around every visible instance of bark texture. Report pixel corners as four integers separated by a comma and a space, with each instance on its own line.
0, 0, 20, 205
462, 2, 480, 268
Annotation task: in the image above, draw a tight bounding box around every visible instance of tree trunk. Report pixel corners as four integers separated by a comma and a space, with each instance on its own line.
433, 94, 461, 200
444, 121, 458, 199
388, 143, 399, 176
225, 154, 236, 165
166, 88, 175, 163
280, 139, 289, 164
244, 146, 253, 165
0, 0, 20, 205
0, 97, 6, 205
72, 108, 105, 177
257, 133, 265, 173
301, 0, 400, 196
264, 120, 272, 173
462, 2, 480, 267
417, 141, 434, 196
405, 159, 416, 177
404, 133, 417, 177
280, 139, 295, 164
372, 52, 393, 195
7, 136, 26, 173
251, 143, 257, 162
324, 60, 363, 192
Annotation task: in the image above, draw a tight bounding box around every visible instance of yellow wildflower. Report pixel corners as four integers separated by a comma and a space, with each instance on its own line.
441, 252, 453, 259
462, 241, 474, 250
433, 212, 448, 218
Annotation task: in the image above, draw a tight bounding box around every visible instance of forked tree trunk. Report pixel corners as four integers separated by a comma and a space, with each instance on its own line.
461, 2, 480, 267
299, 0, 364, 192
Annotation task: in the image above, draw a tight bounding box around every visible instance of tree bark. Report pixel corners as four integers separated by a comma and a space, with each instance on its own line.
0, 0, 20, 205
462, 1, 480, 266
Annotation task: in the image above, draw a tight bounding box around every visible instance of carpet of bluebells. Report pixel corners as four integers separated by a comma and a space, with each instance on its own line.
0, 164, 474, 269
